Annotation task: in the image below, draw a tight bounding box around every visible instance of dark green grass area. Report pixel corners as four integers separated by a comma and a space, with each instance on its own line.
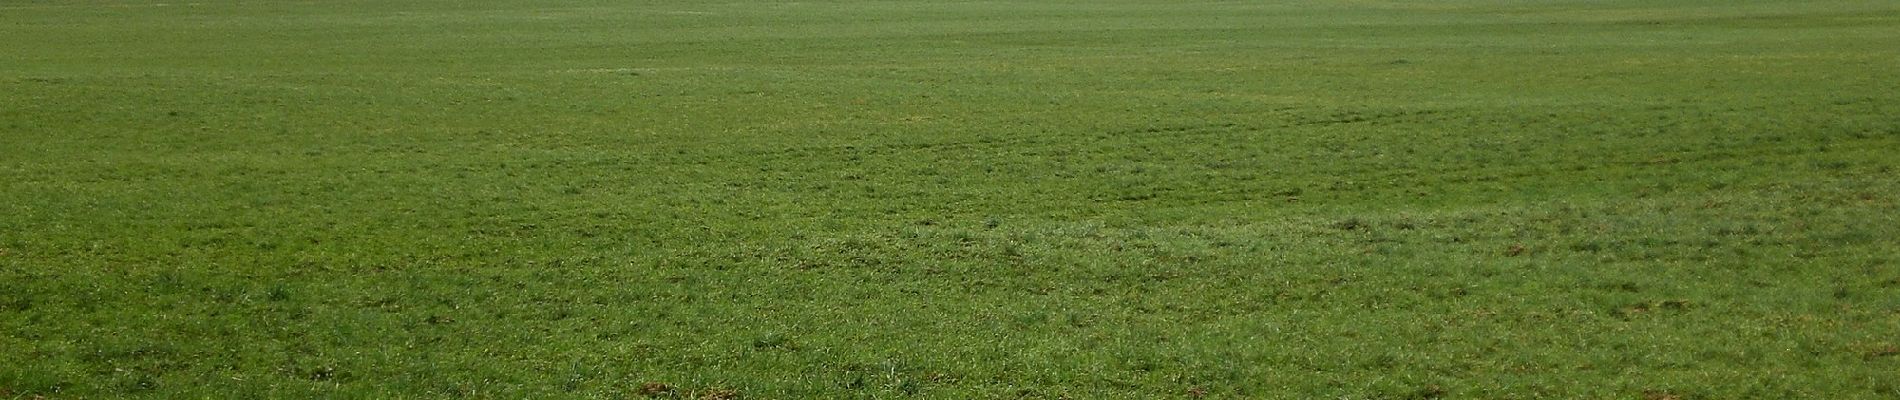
4, 0, 1900, 398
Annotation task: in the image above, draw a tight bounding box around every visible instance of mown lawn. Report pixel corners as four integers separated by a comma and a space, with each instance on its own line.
2, 0, 1898, 398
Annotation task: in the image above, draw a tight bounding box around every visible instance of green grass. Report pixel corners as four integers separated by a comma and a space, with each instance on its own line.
3, 0, 1899, 398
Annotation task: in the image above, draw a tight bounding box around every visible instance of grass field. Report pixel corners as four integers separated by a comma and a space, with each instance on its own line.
3, 0, 1899, 398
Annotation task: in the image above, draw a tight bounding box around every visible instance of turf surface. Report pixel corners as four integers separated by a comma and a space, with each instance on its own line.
3, 0, 1899, 398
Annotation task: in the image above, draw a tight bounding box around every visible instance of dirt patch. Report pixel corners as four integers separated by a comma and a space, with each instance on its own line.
638, 382, 674, 397
1642, 390, 1683, 400
1865, 344, 1900, 360
699, 387, 739, 400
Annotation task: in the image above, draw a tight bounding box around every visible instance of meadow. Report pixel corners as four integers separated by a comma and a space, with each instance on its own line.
2, 0, 1898, 398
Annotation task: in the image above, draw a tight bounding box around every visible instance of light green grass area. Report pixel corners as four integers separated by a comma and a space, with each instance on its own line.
3, 0, 1899, 398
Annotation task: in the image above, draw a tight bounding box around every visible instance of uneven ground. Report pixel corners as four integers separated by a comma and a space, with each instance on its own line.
3, 0, 1898, 398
